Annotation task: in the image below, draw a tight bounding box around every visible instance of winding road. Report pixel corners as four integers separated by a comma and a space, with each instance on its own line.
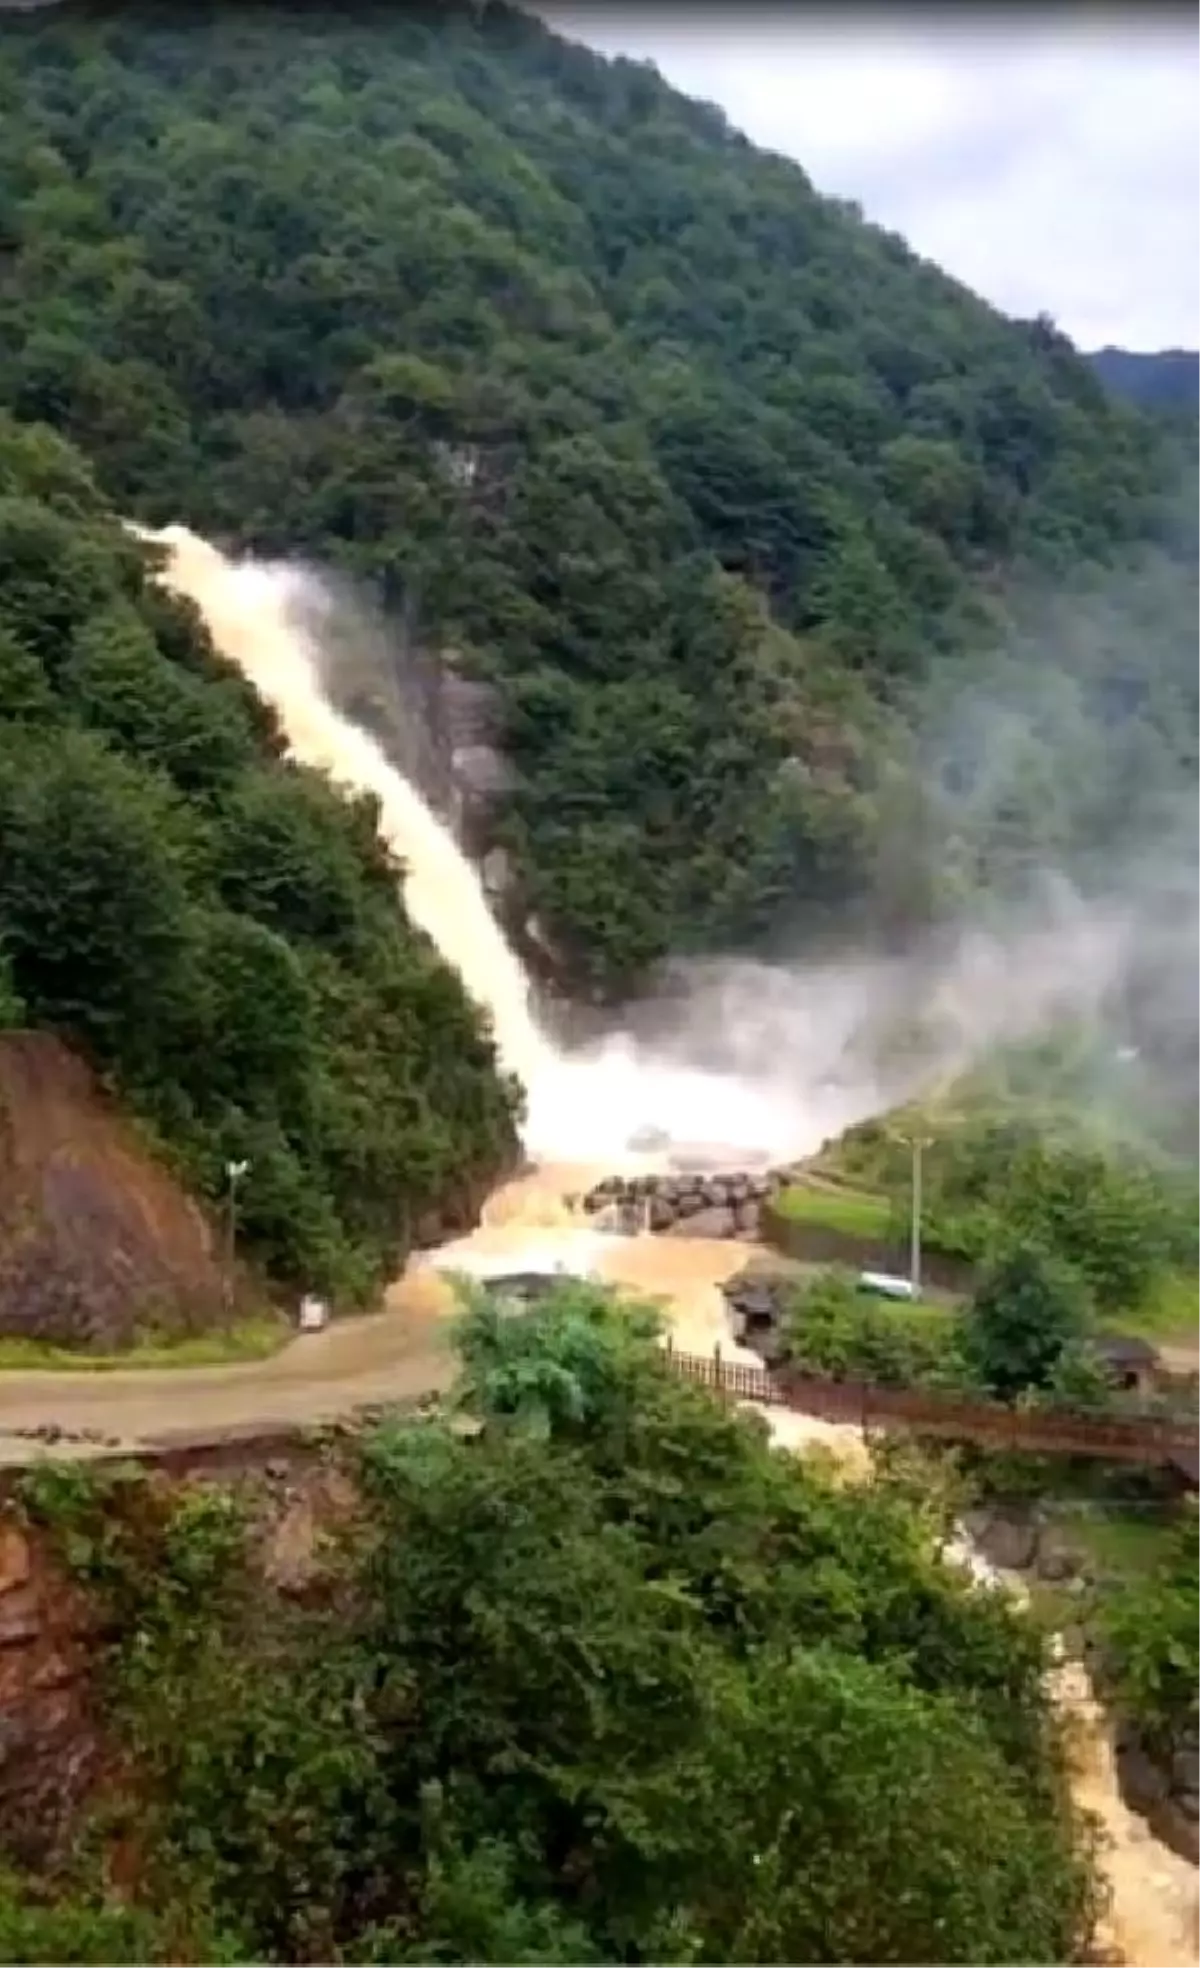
0, 1161, 1194, 1964
0, 1164, 757, 1462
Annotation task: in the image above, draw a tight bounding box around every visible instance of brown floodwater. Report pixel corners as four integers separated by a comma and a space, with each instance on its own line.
0, 1158, 1194, 1962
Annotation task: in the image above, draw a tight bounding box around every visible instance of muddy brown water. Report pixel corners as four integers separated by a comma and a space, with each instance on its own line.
0, 1159, 1194, 1963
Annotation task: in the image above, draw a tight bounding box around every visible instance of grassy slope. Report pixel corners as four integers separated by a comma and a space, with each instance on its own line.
770, 1179, 1197, 1343
0, 1316, 289, 1372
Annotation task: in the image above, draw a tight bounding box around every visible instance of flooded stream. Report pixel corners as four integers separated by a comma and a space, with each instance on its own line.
425, 1161, 1200, 1968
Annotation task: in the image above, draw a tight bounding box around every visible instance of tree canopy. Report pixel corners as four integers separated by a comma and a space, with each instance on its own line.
0, 412, 520, 1305
11, 1282, 1103, 1964
0, 1, 1194, 997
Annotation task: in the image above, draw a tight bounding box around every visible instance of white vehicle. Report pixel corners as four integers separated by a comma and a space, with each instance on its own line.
857, 1270, 916, 1302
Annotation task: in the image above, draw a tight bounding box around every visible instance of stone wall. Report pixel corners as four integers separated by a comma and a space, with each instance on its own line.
581, 1168, 975, 1292
762, 1205, 976, 1294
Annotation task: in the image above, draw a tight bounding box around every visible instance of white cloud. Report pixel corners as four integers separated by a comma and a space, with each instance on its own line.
544, 11, 1199, 350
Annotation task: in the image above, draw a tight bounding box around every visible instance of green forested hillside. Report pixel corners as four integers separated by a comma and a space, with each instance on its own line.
0, 2, 1194, 996
1089, 346, 1199, 416
0, 412, 519, 1302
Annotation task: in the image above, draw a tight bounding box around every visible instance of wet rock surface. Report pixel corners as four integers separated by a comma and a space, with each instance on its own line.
1117, 1719, 1200, 1865
583, 1165, 803, 1240
966, 1499, 1200, 1869
0, 1031, 245, 1350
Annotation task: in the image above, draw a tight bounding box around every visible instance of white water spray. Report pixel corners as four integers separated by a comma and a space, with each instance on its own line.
135, 526, 1151, 1169
136, 526, 834, 1161
138, 524, 553, 1089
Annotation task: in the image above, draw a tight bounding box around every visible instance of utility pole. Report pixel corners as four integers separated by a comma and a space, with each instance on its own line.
892, 1131, 932, 1297
224, 1159, 250, 1311
907, 1136, 932, 1298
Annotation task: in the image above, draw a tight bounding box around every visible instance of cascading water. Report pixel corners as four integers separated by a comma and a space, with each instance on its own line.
84, 531, 1200, 1959
136, 525, 554, 1095
133, 525, 825, 1165
134, 525, 1144, 1174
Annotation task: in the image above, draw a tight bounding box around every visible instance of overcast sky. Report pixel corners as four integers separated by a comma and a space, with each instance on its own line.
545, 10, 1199, 351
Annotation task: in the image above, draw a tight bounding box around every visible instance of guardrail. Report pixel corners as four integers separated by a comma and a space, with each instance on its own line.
663, 1345, 1200, 1470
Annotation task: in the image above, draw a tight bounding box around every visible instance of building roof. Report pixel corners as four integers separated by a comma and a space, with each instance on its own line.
1093, 1333, 1159, 1367
1167, 1448, 1199, 1490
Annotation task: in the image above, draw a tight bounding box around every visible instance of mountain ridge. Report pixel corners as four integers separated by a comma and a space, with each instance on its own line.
0, 4, 1193, 1002
1086, 345, 1199, 414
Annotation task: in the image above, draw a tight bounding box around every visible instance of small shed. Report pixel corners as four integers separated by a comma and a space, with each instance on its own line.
1166, 1448, 1199, 1495
1092, 1333, 1159, 1396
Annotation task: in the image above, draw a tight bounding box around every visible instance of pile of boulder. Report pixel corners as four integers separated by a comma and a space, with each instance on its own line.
720, 1270, 791, 1363
582, 1166, 803, 1241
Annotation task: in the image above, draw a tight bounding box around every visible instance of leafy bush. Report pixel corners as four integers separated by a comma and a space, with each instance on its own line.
778, 1267, 971, 1389
14, 1284, 1102, 1964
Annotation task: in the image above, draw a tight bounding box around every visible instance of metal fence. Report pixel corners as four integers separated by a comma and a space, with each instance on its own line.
663, 1344, 1200, 1468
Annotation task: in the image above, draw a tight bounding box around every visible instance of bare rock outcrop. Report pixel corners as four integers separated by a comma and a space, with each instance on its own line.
0, 1031, 237, 1350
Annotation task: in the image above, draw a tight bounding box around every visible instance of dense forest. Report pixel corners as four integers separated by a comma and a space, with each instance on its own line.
0, 411, 520, 1302
1088, 347, 1199, 416
4, 1284, 1105, 1965
0, 0, 1194, 1003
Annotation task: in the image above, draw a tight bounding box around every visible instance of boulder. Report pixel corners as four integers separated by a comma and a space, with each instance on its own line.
1118, 1741, 1169, 1814
1154, 1795, 1200, 1865
967, 1510, 1038, 1573
666, 1205, 736, 1239
1034, 1533, 1082, 1583
648, 1195, 676, 1233
1172, 1745, 1199, 1795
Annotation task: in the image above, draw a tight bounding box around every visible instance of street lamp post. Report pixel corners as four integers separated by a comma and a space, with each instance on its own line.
224, 1158, 250, 1311
896, 1134, 932, 1298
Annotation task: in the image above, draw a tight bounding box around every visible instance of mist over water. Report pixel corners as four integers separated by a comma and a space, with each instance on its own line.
135, 526, 1189, 1168
137, 524, 821, 1160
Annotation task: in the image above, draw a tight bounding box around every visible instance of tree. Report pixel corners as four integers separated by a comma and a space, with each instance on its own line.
963, 1242, 1093, 1402
0, 414, 519, 1311
994, 1140, 1196, 1316
17, 1283, 1100, 1963
0, 2, 1191, 1003
0, 725, 197, 1078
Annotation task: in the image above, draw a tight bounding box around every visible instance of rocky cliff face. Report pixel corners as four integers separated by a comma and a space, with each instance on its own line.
964, 1499, 1200, 1868
0, 1430, 360, 1867
0, 1033, 238, 1350
0, 1508, 101, 1867
323, 636, 589, 1011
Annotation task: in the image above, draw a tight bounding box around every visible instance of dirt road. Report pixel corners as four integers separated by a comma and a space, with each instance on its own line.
0, 1158, 1193, 1962
0, 1270, 462, 1462
0, 1162, 760, 1460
